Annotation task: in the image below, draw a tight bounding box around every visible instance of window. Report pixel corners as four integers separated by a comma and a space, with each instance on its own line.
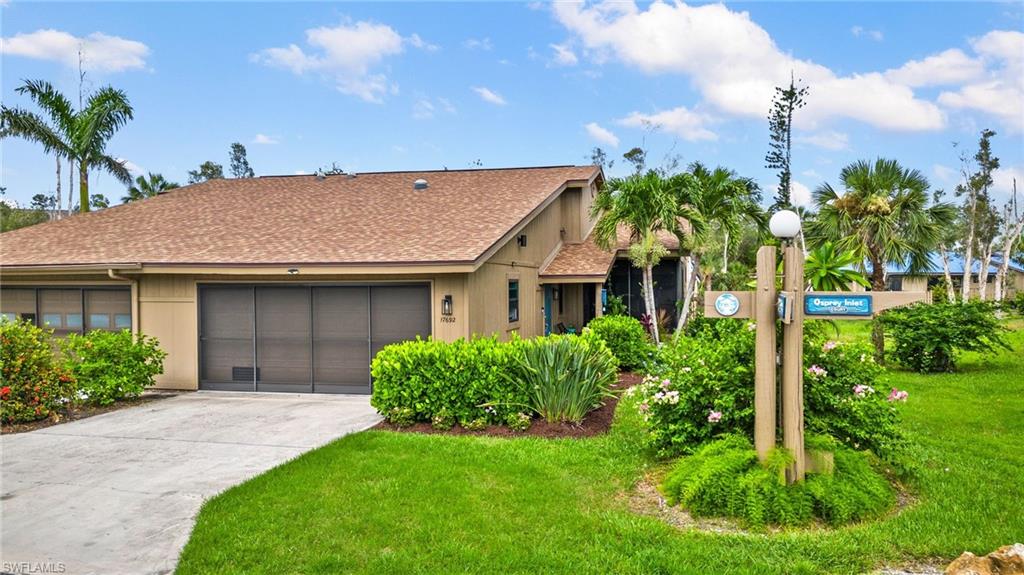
1, 287, 130, 335
508, 279, 520, 323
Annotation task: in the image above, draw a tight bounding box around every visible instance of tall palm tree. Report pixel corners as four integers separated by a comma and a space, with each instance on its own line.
808, 158, 957, 359
1, 79, 133, 213
591, 170, 695, 345
122, 172, 179, 203
673, 162, 765, 334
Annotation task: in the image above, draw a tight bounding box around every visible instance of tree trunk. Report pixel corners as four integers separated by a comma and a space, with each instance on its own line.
67, 159, 75, 215
962, 195, 977, 303
79, 161, 90, 213
674, 254, 701, 337
721, 229, 729, 274
55, 158, 62, 221
938, 244, 956, 303
643, 264, 660, 346
995, 206, 1024, 302
977, 242, 994, 301
870, 256, 886, 363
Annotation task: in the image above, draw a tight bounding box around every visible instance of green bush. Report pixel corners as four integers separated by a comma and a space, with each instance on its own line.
431, 408, 455, 431
0, 319, 76, 424
461, 416, 488, 431
509, 331, 617, 423
371, 336, 529, 425
387, 407, 415, 427
879, 302, 1010, 372
61, 329, 166, 406
586, 315, 652, 371
660, 435, 895, 528
633, 318, 908, 470
506, 412, 532, 432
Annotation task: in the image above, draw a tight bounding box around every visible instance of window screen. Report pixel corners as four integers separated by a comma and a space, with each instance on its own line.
313, 287, 370, 393
0, 288, 36, 323
85, 290, 131, 331
38, 289, 82, 337
199, 286, 255, 388
255, 287, 312, 392
508, 280, 520, 323
370, 285, 431, 361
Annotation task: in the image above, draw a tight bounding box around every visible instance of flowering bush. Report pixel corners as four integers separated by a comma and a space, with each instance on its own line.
62, 329, 166, 406
0, 319, 76, 424
585, 315, 653, 371
632, 317, 908, 470
879, 301, 1010, 372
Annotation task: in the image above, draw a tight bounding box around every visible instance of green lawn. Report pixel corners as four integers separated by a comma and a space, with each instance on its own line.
177, 326, 1024, 575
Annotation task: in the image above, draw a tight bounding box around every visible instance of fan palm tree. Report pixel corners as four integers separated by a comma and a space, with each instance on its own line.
673, 162, 765, 334
591, 170, 696, 345
122, 172, 179, 203
1, 79, 133, 213
808, 158, 957, 359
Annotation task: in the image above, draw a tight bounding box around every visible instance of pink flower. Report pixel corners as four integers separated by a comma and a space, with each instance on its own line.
638, 402, 650, 413
823, 340, 839, 351
707, 410, 722, 423
887, 388, 909, 402
807, 365, 828, 378
661, 378, 671, 389
853, 384, 874, 397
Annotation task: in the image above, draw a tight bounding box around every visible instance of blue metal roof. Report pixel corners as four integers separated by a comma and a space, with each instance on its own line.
876, 252, 1024, 276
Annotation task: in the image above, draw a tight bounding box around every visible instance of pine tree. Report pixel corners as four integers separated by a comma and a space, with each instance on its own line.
766, 74, 809, 211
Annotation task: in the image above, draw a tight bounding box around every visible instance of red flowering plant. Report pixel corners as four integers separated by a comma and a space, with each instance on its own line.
0, 319, 76, 424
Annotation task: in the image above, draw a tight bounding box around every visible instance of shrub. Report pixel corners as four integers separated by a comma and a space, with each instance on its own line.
461, 417, 488, 431
604, 294, 628, 316
660, 435, 895, 528
371, 336, 528, 425
879, 302, 1010, 372
62, 329, 166, 406
506, 412, 532, 433
431, 408, 455, 431
387, 407, 415, 427
0, 319, 76, 424
586, 315, 652, 371
634, 318, 908, 470
508, 331, 617, 423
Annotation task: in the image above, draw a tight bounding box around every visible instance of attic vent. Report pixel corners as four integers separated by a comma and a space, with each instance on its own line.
413, 178, 429, 190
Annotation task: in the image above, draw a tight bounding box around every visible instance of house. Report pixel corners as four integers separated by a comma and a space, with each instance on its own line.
853, 252, 1024, 297
0, 165, 681, 394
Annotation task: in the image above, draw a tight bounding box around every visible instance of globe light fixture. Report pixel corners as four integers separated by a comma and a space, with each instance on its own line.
769, 210, 801, 240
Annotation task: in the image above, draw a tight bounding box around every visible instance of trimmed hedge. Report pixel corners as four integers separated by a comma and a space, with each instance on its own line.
586, 315, 652, 371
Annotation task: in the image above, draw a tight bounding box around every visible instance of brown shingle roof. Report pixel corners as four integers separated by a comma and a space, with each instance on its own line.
539, 226, 681, 280
1, 166, 598, 267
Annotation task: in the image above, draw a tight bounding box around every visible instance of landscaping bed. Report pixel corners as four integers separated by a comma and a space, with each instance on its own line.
373, 372, 642, 438
1, 391, 175, 435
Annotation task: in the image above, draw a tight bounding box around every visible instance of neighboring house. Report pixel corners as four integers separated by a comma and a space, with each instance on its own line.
0, 165, 680, 394
851, 252, 1024, 297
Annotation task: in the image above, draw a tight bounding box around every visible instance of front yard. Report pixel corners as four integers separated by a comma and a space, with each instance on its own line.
177, 327, 1024, 574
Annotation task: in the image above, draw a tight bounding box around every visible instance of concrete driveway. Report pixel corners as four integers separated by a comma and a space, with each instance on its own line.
1, 392, 381, 575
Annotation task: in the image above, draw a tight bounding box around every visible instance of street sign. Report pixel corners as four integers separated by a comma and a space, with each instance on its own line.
805, 294, 872, 316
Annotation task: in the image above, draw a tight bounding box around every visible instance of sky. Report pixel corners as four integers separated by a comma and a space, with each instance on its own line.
1, 1, 1022, 210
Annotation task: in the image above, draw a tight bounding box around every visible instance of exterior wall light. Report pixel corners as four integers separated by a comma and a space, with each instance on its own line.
769, 210, 801, 240
287, 268, 299, 275
441, 294, 453, 316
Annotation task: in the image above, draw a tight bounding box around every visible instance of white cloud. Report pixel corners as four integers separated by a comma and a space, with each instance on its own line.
253, 20, 418, 103
791, 181, 813, 207
552, 2, 945, 131
116, 158, 144, 175
617, 106, 717, 142
0, 29, 149, 73
407, 33, 439, 52
851, 26, 883, 42
794, 130, 849, 151
584, 122, 620, 147
438, 97, 456, 114
885, 48, 985, 87
932, 164, 957, 186
549, 42, 578, 66
413, 98, 435, 119
801, 169, 823, 180
463, 37, 492, 51
938, 30, 1024, 132
472, 86, 507, 106
992, 165, 1024, 201
252, 134, 279, 145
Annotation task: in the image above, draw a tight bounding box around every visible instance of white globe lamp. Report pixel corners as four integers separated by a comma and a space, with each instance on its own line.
769, 210, 801, 240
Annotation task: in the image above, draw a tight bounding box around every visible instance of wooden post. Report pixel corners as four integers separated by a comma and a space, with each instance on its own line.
754, 246, 777, 461
594, 284, 603, 318
781, 243, 805, 482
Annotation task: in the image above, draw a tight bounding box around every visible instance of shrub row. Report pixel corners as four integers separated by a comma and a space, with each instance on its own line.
1, 319, 166, 424
585, 315, 653, 371
370, 330, 617, 428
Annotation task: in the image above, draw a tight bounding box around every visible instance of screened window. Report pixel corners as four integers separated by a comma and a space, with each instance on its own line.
0, 287, 130, 335
508, 279, 520, 323
0, 288, 36, 323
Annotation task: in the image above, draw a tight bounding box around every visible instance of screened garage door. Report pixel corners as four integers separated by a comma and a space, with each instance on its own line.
198, 284, 431, 394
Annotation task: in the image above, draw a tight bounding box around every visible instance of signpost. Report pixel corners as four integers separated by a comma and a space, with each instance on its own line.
703, 211, 929, 484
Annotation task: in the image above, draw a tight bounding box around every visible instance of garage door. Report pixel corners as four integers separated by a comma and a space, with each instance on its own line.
198, 284, 431, 394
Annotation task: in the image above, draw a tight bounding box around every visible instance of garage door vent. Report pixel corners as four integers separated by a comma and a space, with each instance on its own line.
232, 366, 258, 382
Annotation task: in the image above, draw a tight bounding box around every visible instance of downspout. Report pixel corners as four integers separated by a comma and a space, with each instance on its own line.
108, 268, 139, 335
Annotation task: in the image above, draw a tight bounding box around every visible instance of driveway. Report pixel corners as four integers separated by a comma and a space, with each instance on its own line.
1, 392, 381, 575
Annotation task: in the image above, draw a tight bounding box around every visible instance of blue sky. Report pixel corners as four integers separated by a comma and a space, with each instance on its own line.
2, 1, 1022, 209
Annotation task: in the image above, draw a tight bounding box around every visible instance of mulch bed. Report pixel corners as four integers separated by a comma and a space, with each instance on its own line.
1, 392, 177, 435
373, 372, 643, 439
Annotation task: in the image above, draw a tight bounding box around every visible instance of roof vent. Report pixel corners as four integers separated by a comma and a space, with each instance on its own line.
413, 178, 429, 190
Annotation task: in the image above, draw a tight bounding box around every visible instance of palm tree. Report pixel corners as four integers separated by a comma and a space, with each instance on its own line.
1, 79, 133, 213
804, 242, 870, 291
673, 162, 765, 334
590, 170, 693, 345
122, 173, 179, 203
808, 158, 957, 359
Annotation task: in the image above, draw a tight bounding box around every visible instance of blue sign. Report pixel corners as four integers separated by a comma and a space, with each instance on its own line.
804, 294, 873, 316
714, 293, 741, 316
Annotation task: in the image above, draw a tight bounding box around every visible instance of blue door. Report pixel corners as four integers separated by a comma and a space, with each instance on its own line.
543, 285, 553, 335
